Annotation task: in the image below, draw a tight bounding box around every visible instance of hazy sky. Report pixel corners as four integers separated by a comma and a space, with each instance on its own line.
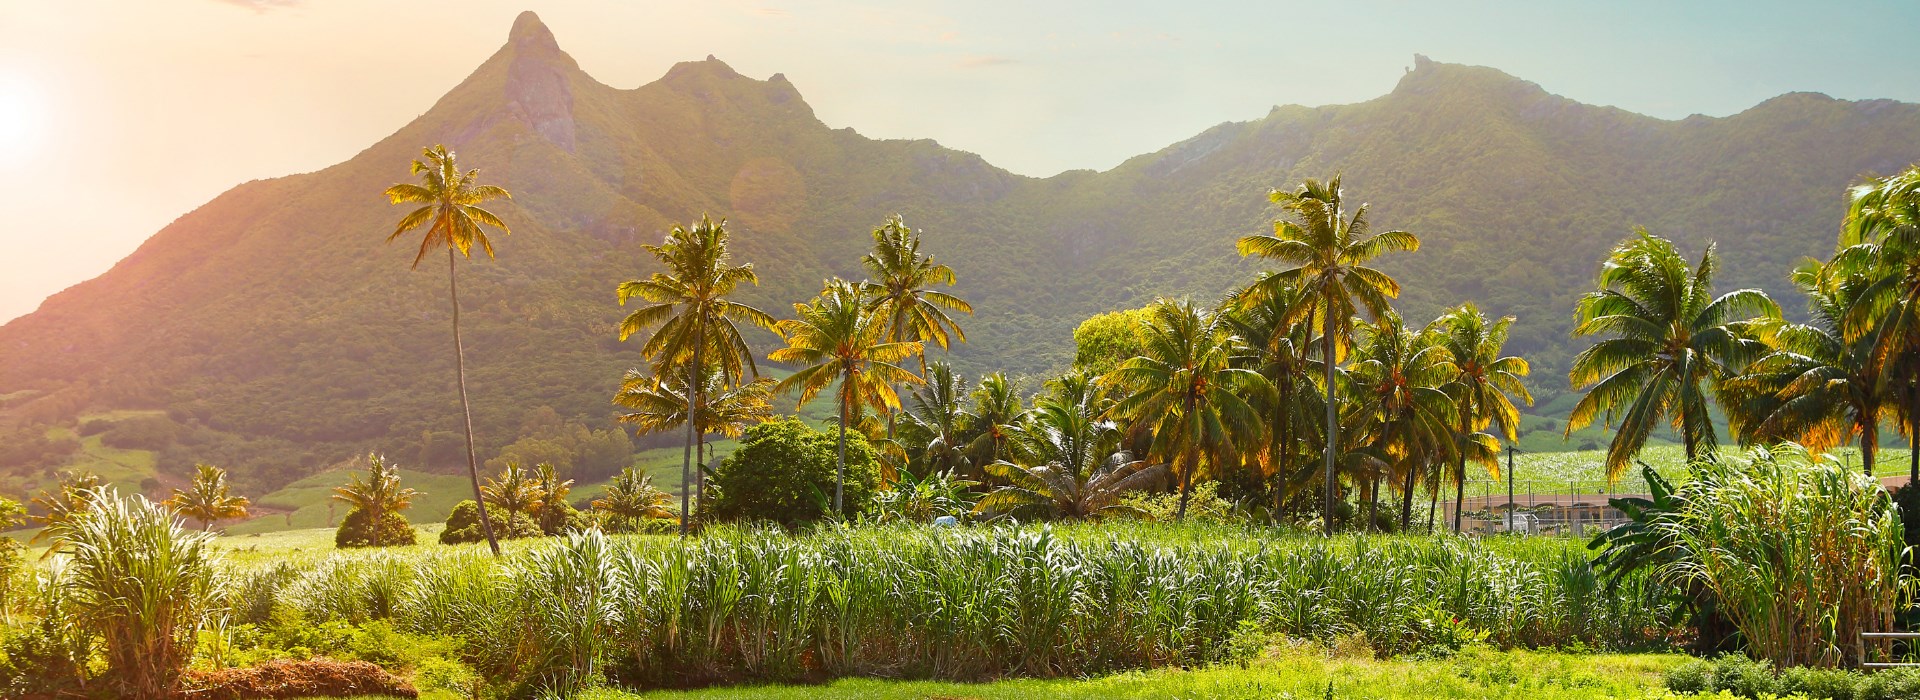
1, 0, 1918, 323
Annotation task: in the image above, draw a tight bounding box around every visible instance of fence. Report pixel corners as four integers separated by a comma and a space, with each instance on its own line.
1440, 477, 1651, 537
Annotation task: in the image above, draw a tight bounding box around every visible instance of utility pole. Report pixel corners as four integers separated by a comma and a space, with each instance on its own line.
1506, 445, 1517, 532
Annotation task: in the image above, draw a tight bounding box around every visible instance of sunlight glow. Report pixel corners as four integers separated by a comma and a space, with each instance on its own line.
0, 76, 49, 168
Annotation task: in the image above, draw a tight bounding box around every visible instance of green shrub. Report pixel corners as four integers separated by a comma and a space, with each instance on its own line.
707, 418, 879, 527
537, 499, 589, 536
438, 499, 541, 545
1778, 664, 1862, 699
333, 507, 417, 549
1122, 481, 1238, 523
1856, 667, 1920, 700
1661, 657, 1711, 694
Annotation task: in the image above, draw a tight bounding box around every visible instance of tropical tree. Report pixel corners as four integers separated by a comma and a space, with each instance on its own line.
591, 466, 676, 531
382, 144, 512, 556
530, 462, 577, 534
481, 461, 541, 518
1104, 298, 1268, 520
1725, 261, 1889, 475
613, 366, 775, 507
164, 463, 251, 531
1224, 279, 1324, 520
1345, 313, 1457, 530
1435, 304, 1533, 532
771, 278, 924, 513
1568, 230, 1779, 477
976, 378, 1169, 520
897, 361, 975, 478
616, 215, 779, 535
859, 214, 973, 372
330, 454, 419, 548
964, 372, 1023, 467
28, 471, 104, 549
1838, 165, 1920, 479
1237, 176, 1419, 534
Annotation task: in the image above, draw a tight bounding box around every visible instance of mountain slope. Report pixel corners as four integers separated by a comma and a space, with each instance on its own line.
3, 15, 1918, 494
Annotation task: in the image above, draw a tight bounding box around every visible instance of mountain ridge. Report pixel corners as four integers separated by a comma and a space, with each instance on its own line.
3, 11, 1918, 494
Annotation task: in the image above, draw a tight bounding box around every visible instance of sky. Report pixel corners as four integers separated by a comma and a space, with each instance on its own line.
0, 0, 1918, 323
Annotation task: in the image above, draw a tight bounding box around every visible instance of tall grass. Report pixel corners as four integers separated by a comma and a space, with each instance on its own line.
50, 489, 226, 699
226, 523, 1673, 695
1663, 445, 1914, 669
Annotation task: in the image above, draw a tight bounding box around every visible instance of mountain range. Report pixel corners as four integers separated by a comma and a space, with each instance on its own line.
3, 11, 1918, 495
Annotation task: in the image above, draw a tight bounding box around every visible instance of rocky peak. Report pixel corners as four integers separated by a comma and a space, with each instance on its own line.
502, 11, 577, 151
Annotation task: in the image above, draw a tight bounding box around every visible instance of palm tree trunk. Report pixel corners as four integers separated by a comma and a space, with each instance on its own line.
1177, 396, 1197, 521
835, 394, 848, 517
1453, 442, 1467, 534
1862, 411, 1877, 478
1272, 386, 1288, 524
679, 338, 702, 537
450, 246, 500, 557
1426, 479, 1438, 534
1322, 302, 1338, 536
1399, 456, 1417, 530
1910, 381, 1918, 483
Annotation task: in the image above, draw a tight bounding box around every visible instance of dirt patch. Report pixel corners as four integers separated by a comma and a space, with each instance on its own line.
174, 658, 417, 700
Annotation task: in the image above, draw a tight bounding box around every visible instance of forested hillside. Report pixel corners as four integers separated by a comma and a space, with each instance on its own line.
1, 12, 1916, 496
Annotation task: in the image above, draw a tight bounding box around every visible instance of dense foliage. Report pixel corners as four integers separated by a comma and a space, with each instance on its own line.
706, 418, 879, 527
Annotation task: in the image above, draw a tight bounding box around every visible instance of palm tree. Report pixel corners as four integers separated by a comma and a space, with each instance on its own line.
1568, 230, 1779, 477
1104, 298, 1269, 520
530, 462, 576, 534
1224, 279, 1324, 521
617, 215, 779, 535
1345, 313, 1457, 530
592, 466, 677, 531
859, 214, 973, 371
965, 372, 1023, 468
330, 454, 419, 548
1237, 176, 1419, 534
1435, 304, 1533, 532
481, 461, 541, 519
975, 386, 1168, 521
1726, 261, 1888, 476
382, 144, 512, 556
613, 365, 776, 508
771, 278, 924, 515
27, 471, 103, 548
1839, 166, 1920, 480
898, 361, 975, 478
165, 463, 252, 531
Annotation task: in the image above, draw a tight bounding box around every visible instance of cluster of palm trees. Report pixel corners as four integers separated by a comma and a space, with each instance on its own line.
1569, 165, 1920, 482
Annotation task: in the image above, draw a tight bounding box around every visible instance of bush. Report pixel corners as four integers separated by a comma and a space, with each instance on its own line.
334, 507, 417, 549
99, 415, 180, 451
1663, 652, 1920, 700
707, 418, 879, 527
438, 500, 541, 545
536, 499, 589, 536
1122, 481, 1239, 523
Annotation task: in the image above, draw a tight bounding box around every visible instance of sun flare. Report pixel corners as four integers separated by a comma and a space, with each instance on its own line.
0, 76, 48, 166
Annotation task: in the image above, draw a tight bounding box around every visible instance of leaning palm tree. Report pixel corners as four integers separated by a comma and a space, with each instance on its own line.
165, 463, 252, 531
1104, 298, 1269, 520
975, 389, 1168, 521
1726, 260, 1888, 476
592, 467, 677, 531
1568, 230, 1779, 477
1237, 176, 1419, 534
772, 278, 924, 515
859, 214, 973, 371
617, 215, 779, 535
383, 144, 512, 556
613, 365, 776, 508
1435, 304, 1533, 532
330, 454, 419, 548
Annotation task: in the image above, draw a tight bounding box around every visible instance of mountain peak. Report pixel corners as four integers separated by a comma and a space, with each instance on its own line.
509, 11, 558, 51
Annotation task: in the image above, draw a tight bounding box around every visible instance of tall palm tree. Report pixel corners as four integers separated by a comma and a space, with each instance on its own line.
613, 366, 776, 509
1224, 279, 1323, 521
975, 386, 1168, 521
165, 463, 252, 531
592, 467, 676, 531
1237, 176, 1419, 534
1568, 230, 1779, 477
383, 144, 512, 556
1726, 261, 1888, 476
771, 278, 924, 514
898, 361, 975, 478
330, 454, 419, 548
859, 214, 973, 371
1435, 304, 1533, 532
1104, 298, 1269, 520
617, 215, 779, 535
1345, 313, 1457, 530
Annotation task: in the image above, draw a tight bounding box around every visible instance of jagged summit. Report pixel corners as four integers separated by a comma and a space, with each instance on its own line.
509, 11, 558, 50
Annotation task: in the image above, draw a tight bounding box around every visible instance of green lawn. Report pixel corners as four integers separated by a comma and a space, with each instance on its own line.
288, 648, 1690, 700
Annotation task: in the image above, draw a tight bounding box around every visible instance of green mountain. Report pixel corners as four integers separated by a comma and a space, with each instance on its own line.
3, 12, 1918, 497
